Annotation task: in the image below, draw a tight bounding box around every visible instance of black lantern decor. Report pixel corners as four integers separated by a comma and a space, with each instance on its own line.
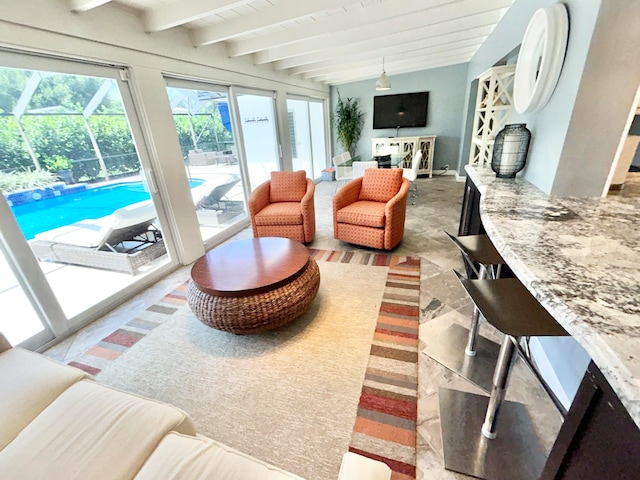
491, 123, 531, 178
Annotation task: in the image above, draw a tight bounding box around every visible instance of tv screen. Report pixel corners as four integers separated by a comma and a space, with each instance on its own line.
373, 92, 428, 129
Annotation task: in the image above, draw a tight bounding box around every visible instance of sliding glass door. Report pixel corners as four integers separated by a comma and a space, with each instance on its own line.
232, 88, 281, 190
286, 95, 328, 180
287, 97, 313, 175
165, 79, 248, 244
309, 99, 329, 179
0, 51, 170, 348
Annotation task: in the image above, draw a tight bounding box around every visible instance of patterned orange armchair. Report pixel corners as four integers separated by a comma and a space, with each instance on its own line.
249, 170, 316, 244
333, 168, 409, 250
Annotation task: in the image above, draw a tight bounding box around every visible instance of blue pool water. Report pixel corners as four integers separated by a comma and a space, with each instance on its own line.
12, 179, 204, 240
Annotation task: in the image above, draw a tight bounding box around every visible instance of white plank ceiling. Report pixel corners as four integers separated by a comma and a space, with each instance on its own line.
69, 0, 514, 85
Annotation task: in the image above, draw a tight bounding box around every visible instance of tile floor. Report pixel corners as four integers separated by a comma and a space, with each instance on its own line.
45, 174, 562, 480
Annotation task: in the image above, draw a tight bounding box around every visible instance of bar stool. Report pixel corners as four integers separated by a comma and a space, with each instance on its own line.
457, 274, 569, 437
439, 273, 569, 480
445, 232, 504, 357
422, 233, 506, 393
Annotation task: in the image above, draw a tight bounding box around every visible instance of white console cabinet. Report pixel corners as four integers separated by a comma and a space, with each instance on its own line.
371, 136, 436, 177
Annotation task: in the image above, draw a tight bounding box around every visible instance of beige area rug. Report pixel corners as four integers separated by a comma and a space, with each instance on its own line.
94, 262, 388, 480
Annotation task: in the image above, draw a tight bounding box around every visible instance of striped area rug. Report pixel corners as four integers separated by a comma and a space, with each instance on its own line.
309, 248, 413, 267
69, 249, 420, 480
68, 284, 189, 375
311, 249, 419, 479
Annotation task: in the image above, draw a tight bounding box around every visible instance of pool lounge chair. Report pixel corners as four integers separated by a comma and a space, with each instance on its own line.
191, 174, 244, 226
192, 174, 241, 211
30, 176, 242, 274
29, 200, 166, 275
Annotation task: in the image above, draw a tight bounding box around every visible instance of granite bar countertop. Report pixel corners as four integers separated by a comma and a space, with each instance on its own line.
465, 165, 640, 427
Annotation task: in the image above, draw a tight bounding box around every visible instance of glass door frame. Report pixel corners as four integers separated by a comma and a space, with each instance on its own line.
286, 95, 313, 176
230, 86, 283, 191
286, 94, 330, 180
163, 76, 251, 249
0, 199, 62, 349
0, 49, 176, 348
309, 96, 331, 176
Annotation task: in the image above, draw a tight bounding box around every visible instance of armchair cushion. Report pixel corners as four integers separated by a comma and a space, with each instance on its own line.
270, 170, 307, 203
335, 201, 386, 228
359, 168, 403, 203
333, 169, 409, 250
254, 203, 303, 226
250, 174, 315, 243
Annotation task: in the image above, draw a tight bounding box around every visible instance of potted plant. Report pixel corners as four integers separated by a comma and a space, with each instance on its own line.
43, 155, 74, 184
332, 91, 364, 158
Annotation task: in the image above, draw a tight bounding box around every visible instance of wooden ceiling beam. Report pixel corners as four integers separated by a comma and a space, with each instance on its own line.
251, 0, 509, 64
321, 56, 472, 85
304, 46, 479, 80
144, 0, 252, 33
289, 34, 488, 76
191, 0, 355, 46
69, 0, 112, 13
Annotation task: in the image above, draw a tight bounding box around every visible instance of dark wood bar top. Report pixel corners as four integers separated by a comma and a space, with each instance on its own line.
190, 237, 310, 297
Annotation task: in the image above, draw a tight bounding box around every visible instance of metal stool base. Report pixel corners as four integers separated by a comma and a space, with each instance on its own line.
422, 320, 501, 393
439, 388, 546, 480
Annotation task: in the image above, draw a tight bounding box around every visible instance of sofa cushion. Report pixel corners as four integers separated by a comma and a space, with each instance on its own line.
0, 379, 196, 479
359, 168, 403, 203
255, 202, 303, 226
0, 348, 87, 451
270, 170, 307, 203
336, 201, 386, 228
135, 432, 304, 480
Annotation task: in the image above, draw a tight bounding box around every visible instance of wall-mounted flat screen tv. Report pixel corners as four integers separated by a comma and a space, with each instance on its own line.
373, 91, 428, 129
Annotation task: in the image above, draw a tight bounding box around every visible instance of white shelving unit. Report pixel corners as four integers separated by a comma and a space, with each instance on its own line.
468, 65, 516, 168
371, 136, 436, 177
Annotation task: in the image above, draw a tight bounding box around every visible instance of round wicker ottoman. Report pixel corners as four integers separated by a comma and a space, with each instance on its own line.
187, 237, 320, 334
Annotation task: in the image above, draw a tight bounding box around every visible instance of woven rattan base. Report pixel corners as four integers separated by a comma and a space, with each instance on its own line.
187, 257, 320, 334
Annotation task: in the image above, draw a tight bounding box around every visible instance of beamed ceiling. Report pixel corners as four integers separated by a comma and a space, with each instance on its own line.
69, 0, 514, 85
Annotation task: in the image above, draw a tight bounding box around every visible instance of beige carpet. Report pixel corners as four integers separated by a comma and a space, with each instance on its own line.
96, 262, 388, 480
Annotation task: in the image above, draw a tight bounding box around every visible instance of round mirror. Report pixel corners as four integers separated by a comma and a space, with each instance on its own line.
513, 5, 569, 114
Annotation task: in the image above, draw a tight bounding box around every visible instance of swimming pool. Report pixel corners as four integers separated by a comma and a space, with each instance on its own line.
11, 179, 204, 240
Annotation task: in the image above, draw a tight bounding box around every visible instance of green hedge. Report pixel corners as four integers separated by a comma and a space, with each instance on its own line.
0, 113, 233, 182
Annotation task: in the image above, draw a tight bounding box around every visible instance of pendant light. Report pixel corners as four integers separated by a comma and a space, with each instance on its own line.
375, 57, 391, 91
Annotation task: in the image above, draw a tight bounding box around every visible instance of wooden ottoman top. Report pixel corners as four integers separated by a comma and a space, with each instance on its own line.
190, 237, 310, 298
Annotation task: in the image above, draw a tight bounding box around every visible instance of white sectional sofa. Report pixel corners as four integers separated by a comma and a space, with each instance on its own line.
0, 334, 391, 480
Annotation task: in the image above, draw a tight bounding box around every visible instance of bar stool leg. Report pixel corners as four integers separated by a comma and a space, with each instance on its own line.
465, 265, 487, 357
482, 335, 518, 439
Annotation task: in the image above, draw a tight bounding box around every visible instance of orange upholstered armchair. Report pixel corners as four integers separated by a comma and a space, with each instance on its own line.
249, 170, 316, 244
333, 168, 409, 250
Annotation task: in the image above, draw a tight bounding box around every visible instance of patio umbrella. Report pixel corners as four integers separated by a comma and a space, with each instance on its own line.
218, 102, 232, 134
